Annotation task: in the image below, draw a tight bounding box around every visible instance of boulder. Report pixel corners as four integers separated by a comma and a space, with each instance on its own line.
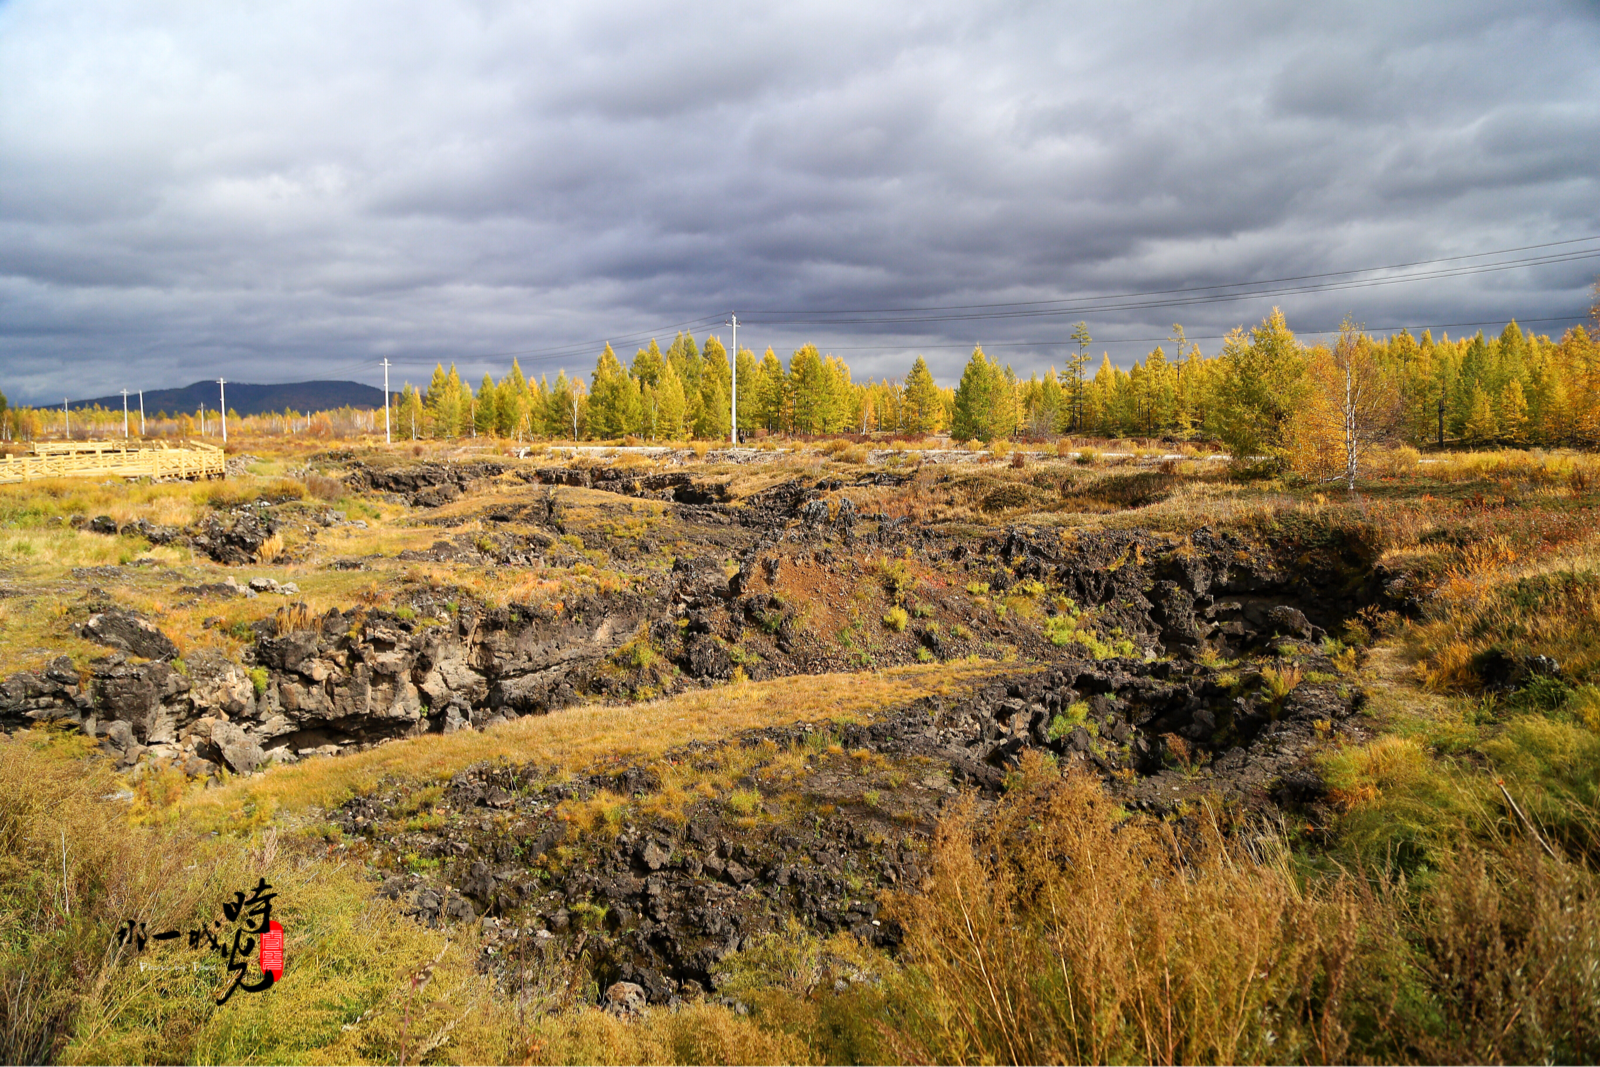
462, 860, 498, 906
184, 650, 257, 717
191, 513, 276, 565
101, 719, 142, 765
93, 659, 190, 743
1264, 605, 1314, 640
683, 634, 733, 680
639, 840, 670, 871
126, 518, 182, 544
82, 610, 178, 662
210, 720, 265, 775
604, 981, 647, 1017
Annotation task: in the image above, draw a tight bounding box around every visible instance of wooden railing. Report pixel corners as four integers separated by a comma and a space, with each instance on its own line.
0, 440, 227, 484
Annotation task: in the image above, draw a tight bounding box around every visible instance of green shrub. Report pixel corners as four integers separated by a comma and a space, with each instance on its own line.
882, 607, 909, 633
1044, 614, 1078, 646
1048, 701, 1089, 740
613, 635, 658, 670
727, 788, 762, 816
874, 555, 913, 604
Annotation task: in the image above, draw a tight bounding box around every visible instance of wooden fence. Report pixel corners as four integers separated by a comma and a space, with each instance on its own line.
0, 440, 227, 484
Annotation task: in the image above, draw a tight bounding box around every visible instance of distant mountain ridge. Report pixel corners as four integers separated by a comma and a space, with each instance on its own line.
68, 380, 387, 417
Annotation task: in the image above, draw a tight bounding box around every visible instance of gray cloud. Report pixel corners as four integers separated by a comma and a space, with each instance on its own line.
1, 0, 1597, 402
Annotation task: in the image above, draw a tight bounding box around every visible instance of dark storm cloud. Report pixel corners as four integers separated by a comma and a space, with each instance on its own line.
1, 0, 1597, 402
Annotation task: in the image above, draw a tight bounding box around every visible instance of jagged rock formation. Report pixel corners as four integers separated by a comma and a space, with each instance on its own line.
1, 602, 646, 776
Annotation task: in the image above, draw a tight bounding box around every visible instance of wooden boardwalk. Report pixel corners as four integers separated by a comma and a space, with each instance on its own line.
0, 440, 227, 484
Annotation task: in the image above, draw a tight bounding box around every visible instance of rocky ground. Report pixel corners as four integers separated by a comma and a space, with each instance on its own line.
0, 450, 1408, 1009
339, 637, 1363, 1006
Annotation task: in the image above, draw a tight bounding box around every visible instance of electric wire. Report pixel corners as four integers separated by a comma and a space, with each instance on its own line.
739, 248, 1600, 327
787, 315, 1584, 353
742, 234, 1600, 316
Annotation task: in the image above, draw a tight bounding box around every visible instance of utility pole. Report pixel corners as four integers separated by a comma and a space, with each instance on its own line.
63, 398, 69, 440
382, 358, 392, 445
728, 313, 738, 447
138, 390, 145, 436
121, 389, 130, 438
217, 379, 228, 444
200, 403, 206, 437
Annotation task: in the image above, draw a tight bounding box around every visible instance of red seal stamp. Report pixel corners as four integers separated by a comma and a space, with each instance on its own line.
259, 920, 284, 981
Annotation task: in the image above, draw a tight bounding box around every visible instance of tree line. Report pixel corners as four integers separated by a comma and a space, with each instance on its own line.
405, 309, 1589, 455
3, 299, 1596, 460
393, 331, 951, 441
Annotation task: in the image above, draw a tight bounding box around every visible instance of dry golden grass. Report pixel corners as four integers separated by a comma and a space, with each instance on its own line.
1424, 448, 1600, 487
1402, 537, 1600, 692
874, 757, 1388, 1065
0, 477, 212, 529
182, 660, 1013, 830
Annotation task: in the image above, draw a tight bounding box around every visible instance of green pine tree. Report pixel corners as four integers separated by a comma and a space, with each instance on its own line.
789, 345, 827, 433
632, 343, 665, 388
1211, 309, 1308, 466
589, 344, 638, 438
1068, 321, 1093, 430
423, 364, 449, 437
695, 374, 730, 440
952, 346, 996, 442
476, 374, 498, 436
903, 355, 941, 434
1497, 378, 1528, 443
735, 347, 759, 434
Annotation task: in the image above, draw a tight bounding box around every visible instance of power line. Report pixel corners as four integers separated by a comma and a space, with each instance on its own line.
743, 234, 1600, 316
741, 248, 1600, 327
798, 315, 1585, 352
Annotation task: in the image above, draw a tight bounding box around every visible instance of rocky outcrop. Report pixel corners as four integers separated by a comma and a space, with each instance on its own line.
344, 461, 507, 506
1, 603, 646, 778
190, 511, 279, 564
522, 467, 731, 505
80, 609, 179, 661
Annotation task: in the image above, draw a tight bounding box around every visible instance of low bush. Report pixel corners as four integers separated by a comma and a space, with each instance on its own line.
303, 472, 344, 501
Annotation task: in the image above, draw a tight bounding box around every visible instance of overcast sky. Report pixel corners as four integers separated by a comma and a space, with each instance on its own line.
2, 0, 1598, 403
